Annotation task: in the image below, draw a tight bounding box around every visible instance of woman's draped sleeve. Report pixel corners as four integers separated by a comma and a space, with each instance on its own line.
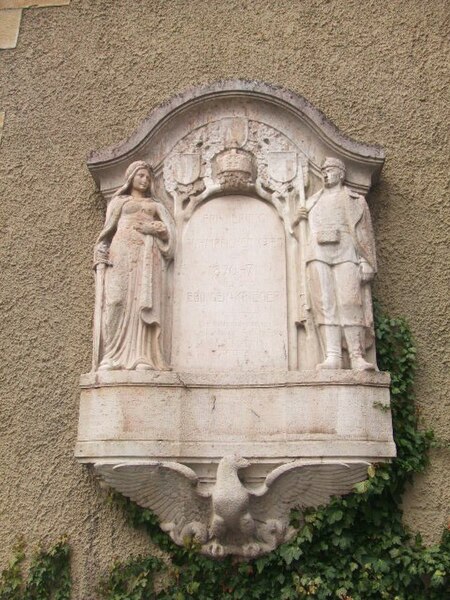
94, 196, 129, 267
155, 200, 176, 261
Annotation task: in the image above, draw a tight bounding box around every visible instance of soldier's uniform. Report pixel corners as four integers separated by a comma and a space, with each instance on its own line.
304, 162, 377, 370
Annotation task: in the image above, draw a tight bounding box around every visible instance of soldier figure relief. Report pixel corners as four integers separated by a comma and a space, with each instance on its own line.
294, 157, 377, 371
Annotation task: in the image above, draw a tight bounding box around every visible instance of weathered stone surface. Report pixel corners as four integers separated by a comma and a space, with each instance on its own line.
88, 81, 384, 198
95, 459, 369, 558
173, 195, 288, 371
0, 1, 70, 51
0, 9, 21, 48
93, 160, 174, 372
86, 81, 386, 376
294, 157, 378, 371
0, 0, 447, 591
80, 81, 395, 557
77, 370, 394, 463
0, 1, 69, 8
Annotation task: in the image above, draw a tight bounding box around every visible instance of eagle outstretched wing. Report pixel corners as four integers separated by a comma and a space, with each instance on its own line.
95, 461, 211, 539
250, 461, 369, 523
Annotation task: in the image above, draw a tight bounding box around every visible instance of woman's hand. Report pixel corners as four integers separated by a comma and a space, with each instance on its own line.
135, 221, 168, 240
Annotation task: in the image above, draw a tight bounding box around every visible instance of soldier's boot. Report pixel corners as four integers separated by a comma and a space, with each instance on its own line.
317, 325, 342, 369
344, 326, 376, 371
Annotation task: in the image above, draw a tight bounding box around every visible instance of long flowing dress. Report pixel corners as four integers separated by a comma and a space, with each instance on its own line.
95, 195, 174, 370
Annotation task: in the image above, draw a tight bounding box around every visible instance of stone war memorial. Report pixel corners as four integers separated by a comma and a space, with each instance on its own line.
1, 2, 449, 596
76, 81, 396, 558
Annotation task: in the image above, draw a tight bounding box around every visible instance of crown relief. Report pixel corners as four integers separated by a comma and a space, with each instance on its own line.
164, 117, 308, 226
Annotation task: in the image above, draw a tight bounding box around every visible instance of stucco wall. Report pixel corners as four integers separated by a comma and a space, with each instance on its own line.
0, 0, 448, 596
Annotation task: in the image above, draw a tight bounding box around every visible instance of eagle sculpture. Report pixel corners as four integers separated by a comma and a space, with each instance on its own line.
95, 456, 368, 558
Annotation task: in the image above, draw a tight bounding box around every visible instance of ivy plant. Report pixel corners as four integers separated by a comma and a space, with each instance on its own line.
98, 303, 449, 600
1, 305, 448, 599
0, 539, 70, 600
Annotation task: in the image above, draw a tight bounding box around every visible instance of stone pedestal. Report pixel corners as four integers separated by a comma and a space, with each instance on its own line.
76, 370, 394, 477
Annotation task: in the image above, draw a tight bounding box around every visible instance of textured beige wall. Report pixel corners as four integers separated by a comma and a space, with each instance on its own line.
0, 0, 448, 596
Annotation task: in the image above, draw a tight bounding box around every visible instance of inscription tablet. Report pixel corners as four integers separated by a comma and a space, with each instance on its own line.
173, 196, 288, 370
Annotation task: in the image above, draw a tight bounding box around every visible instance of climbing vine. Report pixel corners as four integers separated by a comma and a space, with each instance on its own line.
0, 538, 70, 600
0, 305, 448, 599
98, 303, 449, 600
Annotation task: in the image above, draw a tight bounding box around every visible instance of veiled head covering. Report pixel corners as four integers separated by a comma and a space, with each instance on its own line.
114, 160, 153, 198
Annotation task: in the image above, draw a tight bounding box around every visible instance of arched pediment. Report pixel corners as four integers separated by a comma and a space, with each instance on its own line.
87, 80, 384, 200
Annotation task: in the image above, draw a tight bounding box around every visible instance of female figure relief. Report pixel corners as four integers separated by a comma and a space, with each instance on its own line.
94, 161, 174, 371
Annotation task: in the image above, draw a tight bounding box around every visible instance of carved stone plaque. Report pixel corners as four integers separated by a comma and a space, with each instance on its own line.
77, 80, 395, 558
173, 196, 287, 371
